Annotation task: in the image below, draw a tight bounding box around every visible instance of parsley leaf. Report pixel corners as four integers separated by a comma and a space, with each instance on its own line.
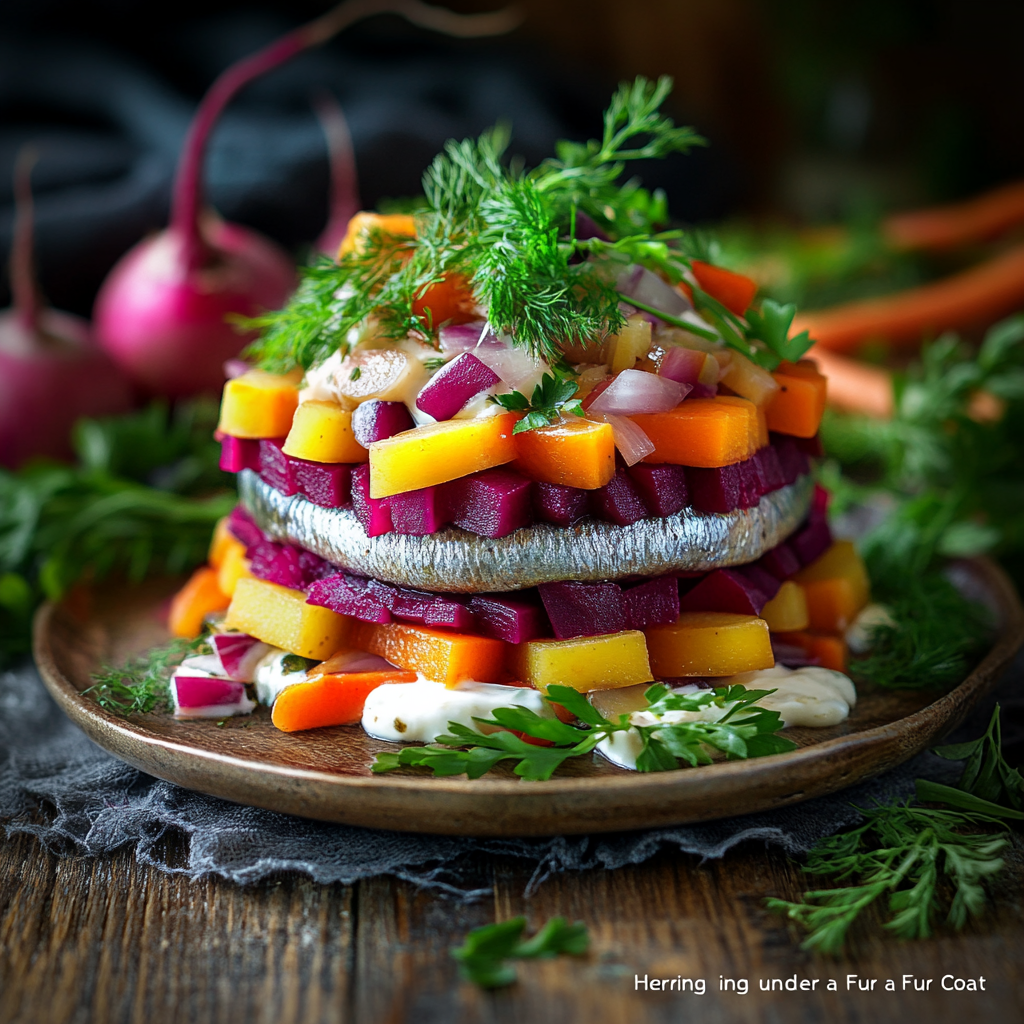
491, 372, 585, 434
744, 299, 814, 369
452, 916, 589, 988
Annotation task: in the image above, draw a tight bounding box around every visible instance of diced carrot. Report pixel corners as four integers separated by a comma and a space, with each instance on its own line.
412, 272, 478, 328
216, 540, 252, 598
351, 621, 507, 687
630, 397, 757, 467
207, 516, 235, 569
776, 631, 848, 673
169, 567, 230, 639
691, 260, 758, 316
513, 417, 616, 490
217, 369, 301, 440
764, 360, 827, 438
271, 670, 418, 732
794, 540, 871, 632
713, 394, 762, 453
337, 212, 416, 258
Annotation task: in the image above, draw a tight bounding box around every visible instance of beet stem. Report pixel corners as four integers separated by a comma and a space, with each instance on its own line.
11, 146, 40, 332
313, 90, 360, 256
169, 0, 522, 268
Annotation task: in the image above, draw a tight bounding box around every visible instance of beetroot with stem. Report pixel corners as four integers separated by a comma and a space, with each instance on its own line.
93, 0, 519, 398
290, 457, 352, 509
627, 463, 688, 518
219, 435, 261, 474
351, 399, 414, 446
389, 485, 450, 535
416, 352, 500, 421
469, 592, 548, 644
679, 568, 768, 616
259, 438, 297, 495
447, 468, 534, 538
687, 464, 741, 513
350, 463, 393, 537
307, 572, 392, 623
534, 481, 589, 527
622, 576, 680, 630
538, 580, 627, 639
591, 469, 649, 526
0, 148, 131, 468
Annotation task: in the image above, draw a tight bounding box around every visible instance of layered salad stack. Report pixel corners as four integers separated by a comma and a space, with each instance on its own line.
165, 79, 872, 768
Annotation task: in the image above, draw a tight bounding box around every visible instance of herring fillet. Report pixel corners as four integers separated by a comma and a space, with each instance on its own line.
240, 471, 813, 594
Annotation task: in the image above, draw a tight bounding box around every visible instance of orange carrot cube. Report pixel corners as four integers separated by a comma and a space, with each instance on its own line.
337, 212, 416, 258
513, 417, 616, 490
794, 540, 870, 632
216, 540, 252, 598
271, 670, 418, 732
169, 567, 230, 639
630, 397, 757, 467
776, 631, 848, 673
207, 516, 235, 569
765, 359, 827, 438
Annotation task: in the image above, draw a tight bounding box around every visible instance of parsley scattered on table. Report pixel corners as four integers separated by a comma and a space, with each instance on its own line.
452, 916, 589, 988
372, 683, 796, 780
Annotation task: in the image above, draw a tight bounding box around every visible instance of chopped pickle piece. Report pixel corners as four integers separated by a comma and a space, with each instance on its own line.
644, 612, 774, 677
512, 631, 653, 693
369, 412, 518, 498
794, 540, 870, 632
513, 417, 616, 490
760, 580, 810, 632
217, 369, 300, 440
225, 577, 350, 659
630, 397, 757, 467
283, 400, 368, 464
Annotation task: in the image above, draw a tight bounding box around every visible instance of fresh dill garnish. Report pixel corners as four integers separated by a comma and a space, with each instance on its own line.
423, 356, 448, 373
491, 372, 585, 433
452, 916, 589, 988
84, 634, 208, 716
371, 683, 796, 780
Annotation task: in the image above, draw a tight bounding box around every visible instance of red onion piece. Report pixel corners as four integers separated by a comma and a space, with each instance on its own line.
588, 368, 689, 415
210, 634, 273, 682
616, 265, 692, 318
474, 344, 546, 390
438, 321, 501, 354
588, 411, 655, 466
171, 673, 248, 709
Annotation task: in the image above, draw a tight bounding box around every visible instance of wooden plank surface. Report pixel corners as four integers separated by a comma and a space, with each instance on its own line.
0, 830, 1020, 1024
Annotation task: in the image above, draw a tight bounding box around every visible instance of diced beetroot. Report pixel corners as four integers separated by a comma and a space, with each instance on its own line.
591, 469, 650, 526
771, 639, 821, 668
249, 541, 323, 590
771, 434, 809, 484
534, 481, 589, 527
469, 593, 548, 644
538, 580, 627, 639
172, 674, 248, 709
622, 576, 680, 630
423, 595, 475, 630
678, 568, 768, 616
307, 573, 393, 623
220, 435, 260, 473
627, 463, 689, 518
210, 633, 271, 682
258, 438, 296, 496
350, 464, 393, 538
227, 506, 265, 551
290, 457, 351, 509
736, 458, 762, 508
795, 434, 824, 458
755, 446, 786, 493
447, 468, 534, 538
687, 465, 741, 513
389, 485, 450, 536
416, 353, 500, 420
758, 541, 801, 580
812, 483, 831, 517
352, 400, 414, 446
790, 516, 833, 566
737, 563, 782, 601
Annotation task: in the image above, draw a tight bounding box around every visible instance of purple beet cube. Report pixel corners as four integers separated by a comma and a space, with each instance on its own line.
469, 593, 548, 644
736, 458, 762, 508
678, 568, 768, 616
390, 588, 434, 622
258, 438, 296, 495
687, 465, 742, 513
538, 580, 627, 639
307, 573, 393, 623
623, 576, 680, 630
423, 595, 476, 631
365, 577, 400, 611
289, 457, 352, 509
534, 482, 589, 527
249, 541, 310, 590
771, 639, 820, 668
352, 400, 414, 446
790, 517, 833, 567
591, 469, 650, 526
627, 463, 688, 517
227, 506, 265, 551
415, 353, 500, 421
350, 465, 393, 538
758, 541, 801, 580
755, 446, 786, 493
795, 434, 824, 458
389, 486, 449, 536
737, 563, 782, 601
771, 434, 810, 484
219, 435, 260, 473
447, 468, 534, 538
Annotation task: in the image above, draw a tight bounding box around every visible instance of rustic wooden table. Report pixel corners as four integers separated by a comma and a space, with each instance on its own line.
1, 823, 1020, 1024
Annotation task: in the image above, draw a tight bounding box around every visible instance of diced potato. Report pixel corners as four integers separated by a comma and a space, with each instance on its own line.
760, 581, 810, 632
719, 350, 780, 407
512, 631, 653, 693
513, 416, 616, 490
217, 370, 301, 440
216, 540, 252, 599
794, 540, 870, 632
283, 400, 368, 464
333, 349, 427, 407
644, 612, 774, 677
606, 315, 652, 373
350, 621, 506, 687
225, 577, 350, 660
369, 412, 518, 498
589, 681, 652, 719
630, 397, 757, 468
765, 359, 827, 438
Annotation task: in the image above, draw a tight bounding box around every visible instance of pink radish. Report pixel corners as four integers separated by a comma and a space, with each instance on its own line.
0, 148, 132, 468
93, 0, 520, 398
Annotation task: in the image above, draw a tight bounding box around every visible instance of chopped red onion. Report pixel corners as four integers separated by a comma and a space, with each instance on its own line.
616, 265, 692, 318
210, 633, 272, 682
588, 411, 655, 466
474, 345, 546, 391
438, 321, 502, 354
588, 368, 689, 415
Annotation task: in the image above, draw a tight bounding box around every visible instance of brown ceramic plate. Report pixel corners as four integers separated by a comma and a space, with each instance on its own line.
33, 559, 1024, 837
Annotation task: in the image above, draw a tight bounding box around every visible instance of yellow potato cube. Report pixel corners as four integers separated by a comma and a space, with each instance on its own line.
216, 540, 252, 598
225, 577, 350, 659
282, 400, 368, 464
369, 412, 518, 498
794, 540, 870, 632
760, 580, 810, 632
644, 612, 774, 677
719, 350, 780, 407
606, 315, 652, 373
217, 369, 301, 439
512, 631, 653, 693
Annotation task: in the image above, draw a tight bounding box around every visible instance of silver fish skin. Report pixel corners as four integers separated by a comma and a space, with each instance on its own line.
240, 472, 812, 594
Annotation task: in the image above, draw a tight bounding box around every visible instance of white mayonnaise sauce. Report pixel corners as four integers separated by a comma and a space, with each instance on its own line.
362, 678, 551, 742
253, 648, 307, 706
845, 603, 897, 655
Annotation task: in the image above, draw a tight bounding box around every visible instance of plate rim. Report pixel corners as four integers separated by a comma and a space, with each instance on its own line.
32, 557, 1024, 835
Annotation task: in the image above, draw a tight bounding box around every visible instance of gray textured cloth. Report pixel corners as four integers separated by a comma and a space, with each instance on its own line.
1, 659, 1020, 898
